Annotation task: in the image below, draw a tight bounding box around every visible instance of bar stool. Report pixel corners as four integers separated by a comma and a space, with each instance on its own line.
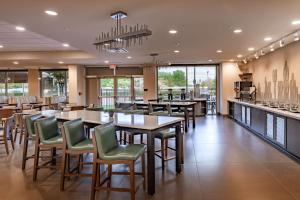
60, 118, 94, 191
14, 113, 25, 144
0, 116, 15, 155
22, 114, 43, 170
33, 116, 63, 181
91, 123, 146, 200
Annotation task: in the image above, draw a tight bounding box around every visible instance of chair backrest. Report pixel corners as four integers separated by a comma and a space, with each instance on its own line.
35, 116, 60, 143
4, 116, 15, 138
62, 118, 86, 147
0, 108, 15, 119
94, 123, 118, 159
24, 114, 43, 137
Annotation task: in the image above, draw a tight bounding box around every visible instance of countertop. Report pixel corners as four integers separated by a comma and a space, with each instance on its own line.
228, 99, 300, 121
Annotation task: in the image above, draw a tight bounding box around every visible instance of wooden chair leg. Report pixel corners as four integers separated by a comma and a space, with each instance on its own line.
19, 129, 23, 145
129, 161, 135, 200
14, 128, 18, 143
164, 139, 168, 157
107, 164, 112, 188
119, 131, 123, 144
91, 162, 98, 200
141, 153, 146, 190
60, 152, 67, 191
22, 136, 29, 170
4, 137, 9, 155
10, 133, 14, 150
161, 139, 165, 170
124, 133, 127, 145
33, 144, 40, 181
77, 154, 81, 173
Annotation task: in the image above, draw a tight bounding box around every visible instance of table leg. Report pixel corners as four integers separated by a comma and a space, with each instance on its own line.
192, 105, 196, 128
175, 124, 182, 173
184, 107, 188, 132
147, 132, 155, 195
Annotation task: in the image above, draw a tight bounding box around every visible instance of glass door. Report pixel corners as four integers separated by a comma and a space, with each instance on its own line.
134, 77, 144, 101
100, 78, 115, 109
117, 77, 132, 103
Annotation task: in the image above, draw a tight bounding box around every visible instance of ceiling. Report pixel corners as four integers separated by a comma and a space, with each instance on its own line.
1, 0, 300, 67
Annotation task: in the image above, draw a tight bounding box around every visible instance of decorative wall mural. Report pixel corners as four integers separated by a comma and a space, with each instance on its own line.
257, 60, 300, 105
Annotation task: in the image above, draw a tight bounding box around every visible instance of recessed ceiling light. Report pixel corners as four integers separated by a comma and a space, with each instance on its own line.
270, 48, 275, 52
13, 61, 19, 65
58, 61, 64, 64
62, 43, 70, 47
295, 37, 300, 41
248, 47, 255, 51
216, 50, 222, 53
45, 10, 58, 16
208, 59, 213, 62
169, 29, 178, 34
174, 50, 180, 53
291, 20, 300, 25
0, 45, 3, 48
229, 59, 234, 62
233, 29, 242, 34
127, 56, 132, 59
237, 54, 243, 58
104, 60, 109, 64
264, 37, 272, 42
15, 26, 25, 31
279, 40, 284, 47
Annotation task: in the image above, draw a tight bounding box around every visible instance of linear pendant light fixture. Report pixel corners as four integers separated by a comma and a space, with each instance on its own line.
94, 11, 152, 53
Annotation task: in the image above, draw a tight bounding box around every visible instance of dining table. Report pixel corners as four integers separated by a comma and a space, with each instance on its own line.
49, 110, 184, 195
118, 101, 196, 131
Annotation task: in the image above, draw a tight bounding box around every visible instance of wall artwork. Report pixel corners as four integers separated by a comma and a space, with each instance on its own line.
256, 60, 300, 105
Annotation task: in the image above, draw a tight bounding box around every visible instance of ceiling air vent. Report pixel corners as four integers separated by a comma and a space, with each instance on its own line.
104, 47, 129, 53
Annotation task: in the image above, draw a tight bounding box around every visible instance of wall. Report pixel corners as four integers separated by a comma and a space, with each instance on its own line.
68, 65, 86, 105
143, 65, 157, 101
243, 40, 300, 104
219, 62, 241, 115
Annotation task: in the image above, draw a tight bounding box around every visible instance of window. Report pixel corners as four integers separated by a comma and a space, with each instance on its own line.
98, 76, 144, 108
158, 65, 217, 100
0, 71, 28, 96
40, 70, 68, 97
134, 77, 144, 100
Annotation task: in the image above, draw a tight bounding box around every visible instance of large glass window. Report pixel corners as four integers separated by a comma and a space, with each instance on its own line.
158, 65, 217, 100
157, 67, 187, 99
40, 70, 68, 97
0, 71, 28, 96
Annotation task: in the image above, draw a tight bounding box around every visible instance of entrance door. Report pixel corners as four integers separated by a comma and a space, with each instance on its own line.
116, 77, 132, 102
99, 78, 115, 108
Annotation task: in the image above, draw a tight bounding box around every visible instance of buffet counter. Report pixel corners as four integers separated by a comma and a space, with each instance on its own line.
228, 99, 300, 160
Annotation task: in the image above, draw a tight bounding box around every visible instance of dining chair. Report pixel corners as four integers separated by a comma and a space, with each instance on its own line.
33, 116, 63, 181
0, 116, 15, 155
60, 118, 94, 191
91, 123, 146, 200
22, 114, 43, 170
14, 113, 25, 144
0, 108, 15, 126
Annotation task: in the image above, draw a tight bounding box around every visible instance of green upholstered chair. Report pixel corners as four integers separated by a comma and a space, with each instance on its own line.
60, 118, 94, 191
0, 116, 15, 155
22, 114, 43, 170
90, 123, 146, 200
33, 116, 63, 181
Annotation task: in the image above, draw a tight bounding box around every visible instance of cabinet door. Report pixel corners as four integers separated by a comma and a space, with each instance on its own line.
246, 107, 251, 126
234, 103, 242, 122
250, 107, 265, 135
266, 113, 274, 139
275, 116, 286, 147
287, 118, 300, 157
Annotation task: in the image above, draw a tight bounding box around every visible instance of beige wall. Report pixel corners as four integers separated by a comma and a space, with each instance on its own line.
143, 66, 157, 101
86, 78, 99, 105
28, 69, 40, 98
219, 62, 241, 115
86, 67, 143, 76
68, 65, 86, 105
243, 40, 300, 104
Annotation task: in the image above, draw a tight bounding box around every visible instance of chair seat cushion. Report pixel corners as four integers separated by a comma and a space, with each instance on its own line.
155, 128, 176, 139
103, 144, 145, 160
70, 139, 93, 151
41, 135, 63, 145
